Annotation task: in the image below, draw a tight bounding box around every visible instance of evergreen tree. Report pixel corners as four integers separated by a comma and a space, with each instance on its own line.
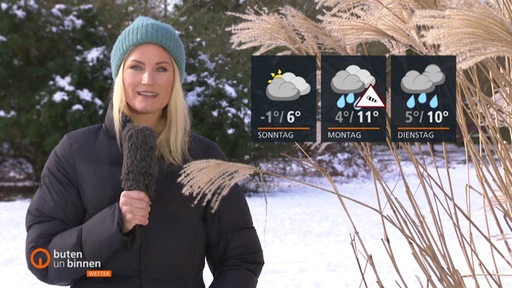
167, 0, 302, 163
0, 0, 133, 180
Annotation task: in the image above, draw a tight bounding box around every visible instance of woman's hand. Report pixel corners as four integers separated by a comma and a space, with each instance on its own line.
119, 190, 151, 233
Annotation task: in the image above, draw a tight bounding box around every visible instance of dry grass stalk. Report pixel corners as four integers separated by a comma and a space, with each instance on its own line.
227, 6, 351, 57
179, 157, 382, 213
317, 0, 441, 55
412, 3, 512, 69
178, 159, 259, 211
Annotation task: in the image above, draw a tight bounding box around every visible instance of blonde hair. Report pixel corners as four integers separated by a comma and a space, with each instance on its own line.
112, 60, 191, 166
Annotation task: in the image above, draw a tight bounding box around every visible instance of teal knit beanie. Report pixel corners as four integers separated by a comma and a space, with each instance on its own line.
110, 16, 186, 82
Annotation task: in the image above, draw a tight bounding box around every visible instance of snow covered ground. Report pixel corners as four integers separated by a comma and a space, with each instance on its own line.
1, 156, 511, 287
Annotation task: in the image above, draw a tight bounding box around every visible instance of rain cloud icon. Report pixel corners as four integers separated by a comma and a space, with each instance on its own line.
266, 70, 311, 101
400, 64, 445, 109
330, 65, 376, 109
400, 64, 445, 94
331, 65, 376, 94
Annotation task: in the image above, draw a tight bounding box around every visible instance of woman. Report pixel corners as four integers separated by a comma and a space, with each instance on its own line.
26, 16, 264, 288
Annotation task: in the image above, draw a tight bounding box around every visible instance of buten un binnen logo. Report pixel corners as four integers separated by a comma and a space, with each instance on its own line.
30, 248, 51, 269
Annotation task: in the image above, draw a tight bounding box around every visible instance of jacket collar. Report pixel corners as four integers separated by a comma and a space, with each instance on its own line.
104, 101, 132, 140
104, 101, 116, 139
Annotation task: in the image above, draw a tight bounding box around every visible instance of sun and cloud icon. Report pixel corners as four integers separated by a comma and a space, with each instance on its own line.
400, 64, 445, 109
265, 69, 311, 101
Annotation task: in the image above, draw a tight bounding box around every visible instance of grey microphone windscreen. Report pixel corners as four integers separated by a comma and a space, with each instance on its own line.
121, 123, 158, 197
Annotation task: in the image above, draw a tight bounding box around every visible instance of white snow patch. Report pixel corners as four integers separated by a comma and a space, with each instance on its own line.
93, 98, 104, 108
0, 35, 7, 42
222, 83, 237, 98
198, 52, 215, 70
25, 0, 38, 9
185, 73, 197, 82
51, 4, 65, 17
0, 200, 56, 287
12, 5, 25, 18
225, 107, 236, 117
0, 110, 16, 118
1, 3, 8, 11
84, 46, 105, 66
186, 86, 205, 106
219, 100, 228, 108
51, 5, 84, 31
76, 89, 92, 102
52, 91, 68, 103
241, 106, 251, 126
63, 14, 83, 30
71, 104, 83, 111
79, 4, 93, 10
54, 75, 75, 91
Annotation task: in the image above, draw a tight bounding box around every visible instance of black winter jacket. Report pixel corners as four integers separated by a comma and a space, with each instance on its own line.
25, 109, 264, 287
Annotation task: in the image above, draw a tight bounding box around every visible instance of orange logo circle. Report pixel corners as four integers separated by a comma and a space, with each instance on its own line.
30, 248, 51, 269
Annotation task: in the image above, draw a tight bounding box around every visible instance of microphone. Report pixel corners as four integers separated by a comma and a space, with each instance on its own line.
121, 122, 158, 246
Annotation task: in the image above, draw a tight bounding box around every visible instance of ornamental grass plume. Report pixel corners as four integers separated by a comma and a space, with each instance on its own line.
179, 158, 347, 211
178, 159, 260, 211
412, 1, 512, 69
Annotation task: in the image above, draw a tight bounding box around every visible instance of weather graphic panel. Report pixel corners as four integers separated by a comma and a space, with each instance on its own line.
390, 56, 457, 142
321, 56, 387, 142
251, 56, 317, 142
